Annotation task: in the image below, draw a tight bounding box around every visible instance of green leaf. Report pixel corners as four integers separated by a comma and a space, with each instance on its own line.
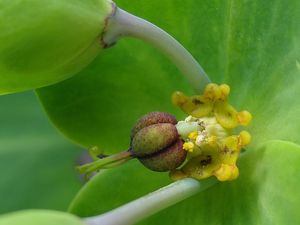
0, 210, 84, 225
0, 92, 81, 213
37, 0, 300, 154
69, 140, 300, 224
69, 160, 170, 216
0, 0, 112, 94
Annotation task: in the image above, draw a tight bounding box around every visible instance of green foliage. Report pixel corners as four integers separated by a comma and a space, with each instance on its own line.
69, 160, 170, 216
0, 210, 83, 225
0, 92, 81, 213
0, 0, 112, 94
69, 141, 300, 225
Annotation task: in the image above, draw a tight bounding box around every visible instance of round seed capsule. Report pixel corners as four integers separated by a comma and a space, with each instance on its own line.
130, 112, 186, 172
139, 139, 186, 172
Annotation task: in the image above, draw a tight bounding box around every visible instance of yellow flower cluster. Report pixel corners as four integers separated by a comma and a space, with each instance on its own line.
170, 83, 252, 182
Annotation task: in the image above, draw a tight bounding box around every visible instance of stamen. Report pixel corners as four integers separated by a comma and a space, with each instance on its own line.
183, 142, 194, 153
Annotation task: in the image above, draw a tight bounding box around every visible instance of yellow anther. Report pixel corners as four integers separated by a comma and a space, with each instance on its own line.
183, 142, 194, 152
219, 84, 230, 99
188, 131, 198, 140
204, 83, 222, 101
237, 110, 252, 126
239, 131, 251, 146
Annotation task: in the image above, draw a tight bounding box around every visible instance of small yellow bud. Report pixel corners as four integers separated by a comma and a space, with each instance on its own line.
219, 84, 230, 100
237, 111, 252, 126
239, 131, 251, 146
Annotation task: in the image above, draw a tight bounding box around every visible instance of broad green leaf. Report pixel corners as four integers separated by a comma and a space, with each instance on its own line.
0, 92, 81, 213
69, 160, 170, 216
0, 0, 112, 95
0, 210, 83, 225
37, 0, 300, 154
69, 140, 300, 225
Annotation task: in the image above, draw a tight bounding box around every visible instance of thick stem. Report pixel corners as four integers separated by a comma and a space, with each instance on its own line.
83, 177, 217, 225
103, 6, 211, 93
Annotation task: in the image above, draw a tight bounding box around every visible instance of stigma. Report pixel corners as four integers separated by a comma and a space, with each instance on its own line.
170, 83, 252, 182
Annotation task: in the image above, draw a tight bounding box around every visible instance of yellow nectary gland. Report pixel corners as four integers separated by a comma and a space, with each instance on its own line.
170, 83, 252, 182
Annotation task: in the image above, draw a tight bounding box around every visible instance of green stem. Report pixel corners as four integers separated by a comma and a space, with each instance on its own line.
103, 6, 211, 93
83, 177, 217, 225
101, 157, 132, 169
77, 150, 133, 174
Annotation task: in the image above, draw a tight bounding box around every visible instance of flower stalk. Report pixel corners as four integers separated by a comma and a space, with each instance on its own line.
83, 177, 217, 225
77, 150, 132, 174
103, 5, 211, 93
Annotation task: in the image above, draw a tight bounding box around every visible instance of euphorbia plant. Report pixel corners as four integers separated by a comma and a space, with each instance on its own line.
0, 0, 300, 225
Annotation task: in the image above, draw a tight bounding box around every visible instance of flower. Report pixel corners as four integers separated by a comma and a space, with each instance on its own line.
170, 83, 251, 181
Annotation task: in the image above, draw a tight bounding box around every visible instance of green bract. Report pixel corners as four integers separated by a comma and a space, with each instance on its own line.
0, 210, 84, 225
0, 0, 113, 95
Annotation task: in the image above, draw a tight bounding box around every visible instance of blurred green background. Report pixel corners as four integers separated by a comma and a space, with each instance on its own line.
0, 92, 81, 213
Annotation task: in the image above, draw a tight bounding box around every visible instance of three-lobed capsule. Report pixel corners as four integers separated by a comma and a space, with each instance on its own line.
130, 112, 186, 172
